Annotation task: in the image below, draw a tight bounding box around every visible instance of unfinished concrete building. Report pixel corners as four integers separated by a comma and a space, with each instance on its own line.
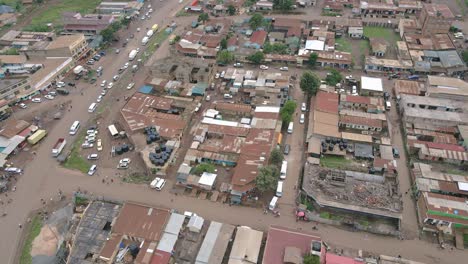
302, 163, 402, 229
150, 57, 214, 84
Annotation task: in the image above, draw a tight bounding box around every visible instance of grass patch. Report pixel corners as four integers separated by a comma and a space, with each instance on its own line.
25, 0, 100, 30
359, 220, 370, 227
142, 30, 170, 62
74, 196, 89, 206
363, 26, 399, 44
319, 212, 330, 219
335, 37, 352, 52
320, 156, 352, 169
19, 215, 42, 264
123, 173, 151, 184
176, 9, 196, 17
63, 133, 90, 173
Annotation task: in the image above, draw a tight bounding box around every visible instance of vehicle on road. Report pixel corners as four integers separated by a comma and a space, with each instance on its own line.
101, 80, 107, 87
56, 81, 66, 88
151, 178, 166, 191
280, 160, 288, 180
97, 66, 103, 73
32, 98, 42, 103
87, 154, 99, 160
287, 122, 294, 134
301, 103, 306, 111
136, 27, 141, 32
279, 66, 289, 71
220, 71, 226, 78
88, 103, 98, 113
27, 129, 47, 145
233, 62, 243, 68
44, 95, 54, 100
123, 62, 129, 69
107, 82, 114, 89
97, 139, 103, 151
223, 94, 233, 99
97, 95, 103, 102
142, 36, 149, 45
300, 114, 305, 124
260, 65, 269, 70
283, 144, 290, 155
127, 83, 135, 89
52, 138, 66, 157
69, 121, 80, 135
115, 48, 120, 54
56, 88, 69, 95
194, 102, 202, 112
88, 165, 97, 176
4, 167, 22, 173
129, 50, 137, 61
19, 103, 27, 109
205, 95, 211, 101
113, 75, 119, 81
101, 90, 107, 96
118, 158, 131, 169
81, 142, 93, 149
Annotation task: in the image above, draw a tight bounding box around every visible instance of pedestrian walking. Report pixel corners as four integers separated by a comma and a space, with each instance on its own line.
111, 179, 114, 183
18, 224, 22, 229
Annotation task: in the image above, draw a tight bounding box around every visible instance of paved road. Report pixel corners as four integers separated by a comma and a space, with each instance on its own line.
1, 3, 467, 264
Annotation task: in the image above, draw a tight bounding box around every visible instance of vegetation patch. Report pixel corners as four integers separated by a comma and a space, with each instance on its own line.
335, 37, 352, 53
19, 215, 43, 264
319, 211, 330, 219
123, 173, 151, 184
24, 0, 100, 31
63, 133, 90, 173
320, 156, 352, 169
363, 26, 399, 44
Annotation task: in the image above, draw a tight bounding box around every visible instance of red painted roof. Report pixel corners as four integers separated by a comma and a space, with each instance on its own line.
426, 142, 465, 152
150, 250, 171, 264
326, 253, 364, 264
263, 225, 321, 264
315, 91, 339, 114
250, 30, 267, 45
342, 95, 370, 105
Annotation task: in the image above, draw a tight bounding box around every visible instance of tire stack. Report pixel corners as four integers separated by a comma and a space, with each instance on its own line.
115, 144, 130, 155
149, 143, 173, 166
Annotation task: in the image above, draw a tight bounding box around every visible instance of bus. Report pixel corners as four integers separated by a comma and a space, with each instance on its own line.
69, 121, 80, 135
88, 103, 97, 113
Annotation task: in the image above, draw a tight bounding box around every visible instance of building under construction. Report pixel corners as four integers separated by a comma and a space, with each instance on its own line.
302, 163, 402, 228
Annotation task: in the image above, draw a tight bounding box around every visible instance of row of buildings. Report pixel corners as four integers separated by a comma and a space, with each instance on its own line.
67, 200, 426, 264
393, 75, 468, 248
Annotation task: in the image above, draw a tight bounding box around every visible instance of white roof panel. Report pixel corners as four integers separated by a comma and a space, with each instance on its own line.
164, 213, 185, 235
199, 172, 217, 187
305, 40, 325, 51
458, 182, 468, 191
361, 76, 383, 92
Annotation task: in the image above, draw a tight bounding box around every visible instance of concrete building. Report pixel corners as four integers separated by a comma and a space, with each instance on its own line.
426, 75, 468, 100
0, 77, 30, 101
418, 4, 454, 36
370, 38, 388, 57
21, 34, 89, 61
96, 1, 143, 15
62, 12, 115, 36
0, 30, 55, 47
228, 226, 263, 264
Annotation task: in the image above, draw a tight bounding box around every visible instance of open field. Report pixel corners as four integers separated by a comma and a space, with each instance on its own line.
25, 0, 100, 30
363, 26, 400, 43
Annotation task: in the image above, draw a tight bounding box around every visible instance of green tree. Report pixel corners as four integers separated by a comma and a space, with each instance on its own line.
303, 255, 320, 264
220, 38, 228, 50
217, 50, 235, 65
198, 13, 209, 23
280, 100, 297, 125
192, 163, 215, 175
255, 165, 279, 193
101, 27, 115, 42
308, 53, 318, 68
300, 71, 321, 98
249, 13, 264, 30
174, 35, 181, 42
227, 5, 236, 15
273, 0, 293, 11
269, 148, 284, 166
325, 69, 343, 86
462, 50, 468, 64
110, 21, 122, 32
246, 51, 264, 64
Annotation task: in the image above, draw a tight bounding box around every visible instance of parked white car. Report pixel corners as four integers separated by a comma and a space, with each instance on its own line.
19, 103, 27, 109
107, 82, 114, 89
260, 65, 269, 70
97, 95, 103, 102
127, 83, 135, 90
31, 98, 42, 103
101, 80, 107, 87
279, 66, 289, 71
88, 165, 97, 176
44, 95, 54, 100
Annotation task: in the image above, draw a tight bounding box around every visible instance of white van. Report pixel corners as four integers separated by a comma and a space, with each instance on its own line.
280, 160, 287, 180
385, 101, 391, 110
150, 177, 160, 188
300, 113, 305, 124
276, 181, 283, 197
155, 178, 166, 191
287, 122, 294, 134
269, 196, 278, 210
88, 103, 97, 113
